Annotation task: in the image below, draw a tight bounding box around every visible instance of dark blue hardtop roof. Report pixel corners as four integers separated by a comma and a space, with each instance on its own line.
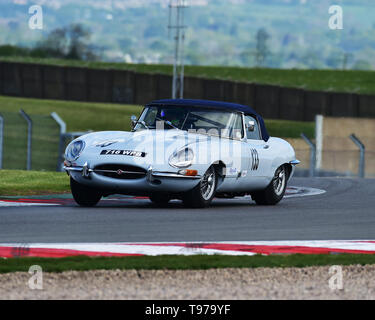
148, 99, 270, 141
150, 99, 258, 115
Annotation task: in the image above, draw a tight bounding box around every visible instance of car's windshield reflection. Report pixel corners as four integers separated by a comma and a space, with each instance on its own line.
134, 106, 244, 139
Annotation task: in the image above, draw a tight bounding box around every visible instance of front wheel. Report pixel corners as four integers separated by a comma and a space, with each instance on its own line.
251, 165, 287, 205
182, 166, 217, 208
70, 177, 102, 207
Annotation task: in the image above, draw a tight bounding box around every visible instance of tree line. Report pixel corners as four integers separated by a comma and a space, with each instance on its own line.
0, 24, 98, 61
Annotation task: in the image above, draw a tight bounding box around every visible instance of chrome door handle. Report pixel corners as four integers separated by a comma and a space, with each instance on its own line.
263, 145, 270, 149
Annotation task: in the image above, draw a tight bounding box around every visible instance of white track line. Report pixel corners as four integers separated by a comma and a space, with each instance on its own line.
284, 186, 326, 198
0, 186, 326, 207
0, 201, 57, 207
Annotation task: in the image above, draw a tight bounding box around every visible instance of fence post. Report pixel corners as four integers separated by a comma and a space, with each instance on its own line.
51, 112, 66, 172
315, 115, 323, 170
19, 109, 32, 171
0, 114, 3, 169
301, 133, 316, 177
349, 134, 365, 178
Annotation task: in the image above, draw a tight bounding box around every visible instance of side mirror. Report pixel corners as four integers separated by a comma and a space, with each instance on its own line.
246, 120, 255, 132
131, 115, 137, 129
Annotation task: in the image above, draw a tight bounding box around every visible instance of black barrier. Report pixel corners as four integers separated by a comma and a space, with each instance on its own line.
43, 65, 65, 100
330, 92, 359, 118
359, 94, 375, 118
22, 63, 44, 99
0, 61, 375, 121
254, 84, 280, 119
112, 70, 136, 103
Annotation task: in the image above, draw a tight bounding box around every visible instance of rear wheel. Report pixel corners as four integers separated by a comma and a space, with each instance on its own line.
149, 193, 171, 206
70, 177, 102, 207
182, 166, 217, 208
251, 165, 287, 205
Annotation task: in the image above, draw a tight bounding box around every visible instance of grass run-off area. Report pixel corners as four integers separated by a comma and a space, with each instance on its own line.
0, 170, 69, 196
0, 95, 314, 138
0, 94, 313, 174
1, 254, 375, 274
0, 95, 142, 171
2, 56, 375, 95
0, 95, 142, 133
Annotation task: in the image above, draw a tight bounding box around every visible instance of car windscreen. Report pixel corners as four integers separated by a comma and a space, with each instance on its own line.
135, 106, 244, 139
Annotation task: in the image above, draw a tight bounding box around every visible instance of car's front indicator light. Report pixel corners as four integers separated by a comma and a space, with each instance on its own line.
178, 169, 198, 176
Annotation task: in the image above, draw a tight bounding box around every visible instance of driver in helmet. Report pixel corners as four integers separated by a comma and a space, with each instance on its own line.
160, 108, 184, 128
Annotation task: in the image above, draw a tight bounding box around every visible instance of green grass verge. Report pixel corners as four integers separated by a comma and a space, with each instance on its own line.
1, 112, 61, 171
0, 94, 313, 172
0, 170, 69, 196
1, 254, 375, 274
2, 56, 375, 95
265, 119, 314, 139
0, 95, 314, 138
0, 95, 143, 170
0, 95, 143, 133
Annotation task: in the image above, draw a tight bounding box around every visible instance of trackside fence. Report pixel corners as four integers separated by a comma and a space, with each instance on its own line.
295, 116, 372, 178
0, 113, 3, 169
0, 110, 88, 171
0, 111, 371, 176
298, 134, 369, 178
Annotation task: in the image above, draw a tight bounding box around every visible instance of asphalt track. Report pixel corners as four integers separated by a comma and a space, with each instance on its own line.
0, 177, 374, 243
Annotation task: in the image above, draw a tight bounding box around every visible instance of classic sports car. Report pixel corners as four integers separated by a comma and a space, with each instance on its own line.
64, 99, 299, 208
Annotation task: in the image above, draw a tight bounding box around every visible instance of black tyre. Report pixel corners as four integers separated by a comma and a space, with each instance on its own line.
149, 193, 171, 206
182, 166, 217, 208
70, 177, 102, 207
251, 165, 287, 206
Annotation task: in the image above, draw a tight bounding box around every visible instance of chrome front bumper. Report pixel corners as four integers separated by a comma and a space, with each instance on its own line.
64, 163, 202, 193
64, 164, 201, 180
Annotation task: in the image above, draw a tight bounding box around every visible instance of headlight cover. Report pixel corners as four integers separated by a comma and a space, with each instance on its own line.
65, 140, 85, 161
169, 147, 194, 168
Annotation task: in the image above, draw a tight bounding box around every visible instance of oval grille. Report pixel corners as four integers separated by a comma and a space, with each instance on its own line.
94, 164, 147, 180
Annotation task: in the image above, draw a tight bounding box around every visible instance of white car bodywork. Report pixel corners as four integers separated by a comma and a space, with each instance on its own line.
64, 99, 299, 207
65, 127, 297, 194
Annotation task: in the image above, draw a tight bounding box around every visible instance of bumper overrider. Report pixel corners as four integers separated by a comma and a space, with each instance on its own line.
64, 162, 202, 194
288, 159, 300, 181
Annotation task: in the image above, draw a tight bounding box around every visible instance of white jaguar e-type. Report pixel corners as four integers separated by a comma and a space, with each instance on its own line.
64, 99, 299, 208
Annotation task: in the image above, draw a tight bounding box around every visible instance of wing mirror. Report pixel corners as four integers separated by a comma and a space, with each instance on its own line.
246, 120, 255, 132
131, 115, 137, 129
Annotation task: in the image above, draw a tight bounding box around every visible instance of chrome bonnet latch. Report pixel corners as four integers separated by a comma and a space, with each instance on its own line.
82, 162, 91, 178
147, 166, 154, 183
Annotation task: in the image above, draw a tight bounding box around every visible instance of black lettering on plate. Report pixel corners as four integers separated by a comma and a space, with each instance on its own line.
100, 150, 146, 157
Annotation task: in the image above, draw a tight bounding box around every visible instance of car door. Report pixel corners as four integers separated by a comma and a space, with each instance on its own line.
214, 113, 250, 192
243, 115, 273, 187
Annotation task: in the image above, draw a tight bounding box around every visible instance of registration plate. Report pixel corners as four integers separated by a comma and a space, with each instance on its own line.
100, 150, 146, 157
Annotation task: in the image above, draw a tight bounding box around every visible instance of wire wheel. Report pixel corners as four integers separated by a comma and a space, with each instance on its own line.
182, 166, 218, 208
273, 166, 286, 196
200, 167, 216, 201
251, 165, 288, 206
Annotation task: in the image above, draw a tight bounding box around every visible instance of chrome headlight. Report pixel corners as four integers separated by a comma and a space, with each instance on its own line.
65, 140, 85, 161
169, 147, 194, 168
